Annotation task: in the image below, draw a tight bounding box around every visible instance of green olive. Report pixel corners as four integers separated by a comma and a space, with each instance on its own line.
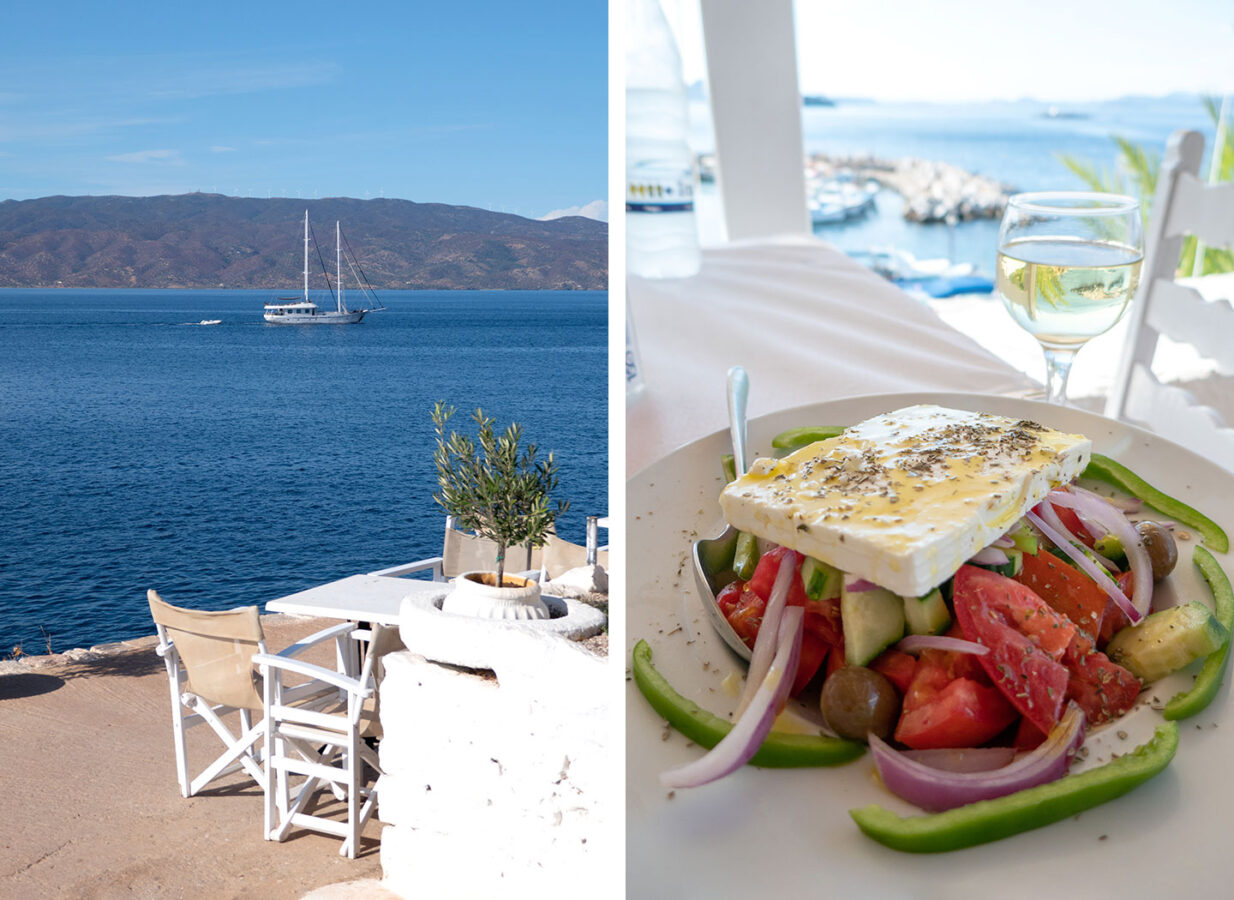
819, 666, 900, 741
1136, 520, 1178, 582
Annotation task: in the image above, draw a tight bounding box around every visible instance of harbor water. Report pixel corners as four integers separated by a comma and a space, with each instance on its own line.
692, 94, 1219, 274
0, 289, 607, 653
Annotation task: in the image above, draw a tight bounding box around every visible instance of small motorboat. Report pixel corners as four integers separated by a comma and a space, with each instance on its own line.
199, 319, 222, 326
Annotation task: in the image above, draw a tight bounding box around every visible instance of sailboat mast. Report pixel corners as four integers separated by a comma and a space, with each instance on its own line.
336, 221, 344, 313
303, 210, 309, 302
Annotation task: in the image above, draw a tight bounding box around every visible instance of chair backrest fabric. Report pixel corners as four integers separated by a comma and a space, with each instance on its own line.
440, 523, 544, 578
148, 589, 265, 712
540, 534, 610, 580
1104, 129, 1234, 468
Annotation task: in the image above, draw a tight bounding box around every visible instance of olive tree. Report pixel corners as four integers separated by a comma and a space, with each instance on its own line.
431, 402, 568, 585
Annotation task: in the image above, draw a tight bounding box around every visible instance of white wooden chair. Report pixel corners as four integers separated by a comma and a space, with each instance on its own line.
256, 623, 403, 858
699, 0, 809, 241
1105, 129, 1234, 471
367, 515, 546, 582
147, 589, 350, 798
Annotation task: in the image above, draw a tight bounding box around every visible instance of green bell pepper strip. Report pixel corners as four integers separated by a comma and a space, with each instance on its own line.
1164, 545, 1234, 720
850, 721, 1179, 853
771, 425, 848, 453
631, 639, 865, 768
1082, 453, 1229, 553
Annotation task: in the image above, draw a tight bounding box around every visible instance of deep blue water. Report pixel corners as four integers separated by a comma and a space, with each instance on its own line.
0, 289, 607, 653
694, 94, 1220, 273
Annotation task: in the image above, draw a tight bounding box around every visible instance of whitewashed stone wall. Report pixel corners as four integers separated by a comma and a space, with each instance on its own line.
378, 622, 609, 897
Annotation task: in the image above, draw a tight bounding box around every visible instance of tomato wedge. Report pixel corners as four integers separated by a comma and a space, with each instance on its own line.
748, 546, 806, 605
952, 565, 1072, 735
870, 648, 918, 695
894, 648, 1018, 749
720, 584, 765, 649
749, 544, 841, 621
792, 631, 829, 695
1015, 550, 1107, 640
722, 549, 841, 696
1099, 571, 1135, 645
1061, 627, 1141, 725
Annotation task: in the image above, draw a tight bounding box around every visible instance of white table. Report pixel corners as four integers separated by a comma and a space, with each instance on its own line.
265, 574, 448, 625
627, 235, 1036, 474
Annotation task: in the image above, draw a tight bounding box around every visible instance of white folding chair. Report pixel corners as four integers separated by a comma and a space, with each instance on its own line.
256, 623, 403, 858
1105, 129, 1234, 471
147, 589, 349, 798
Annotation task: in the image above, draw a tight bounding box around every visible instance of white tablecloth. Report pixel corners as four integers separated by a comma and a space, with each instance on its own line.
626, 236, 1036, 474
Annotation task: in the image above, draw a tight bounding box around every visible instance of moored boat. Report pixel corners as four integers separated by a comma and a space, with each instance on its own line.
264, 211, 383, 325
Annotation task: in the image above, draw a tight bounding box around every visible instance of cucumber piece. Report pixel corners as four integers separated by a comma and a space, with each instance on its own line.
999, 548, 1024, 578
1093, 533, 1126, 564
1007, 522, 1039, 555
732, 531, 760, 581
801, 556, 842, 601
903, 587, 951, 636
842, 580, 906, 666
721, 453, 736, 484
1106, 601, 1229, 684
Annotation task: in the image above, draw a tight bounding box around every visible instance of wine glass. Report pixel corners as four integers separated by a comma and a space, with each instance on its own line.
996, 192, 1143, 405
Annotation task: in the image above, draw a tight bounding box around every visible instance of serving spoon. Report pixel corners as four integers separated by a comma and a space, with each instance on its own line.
692, 365, 755, 661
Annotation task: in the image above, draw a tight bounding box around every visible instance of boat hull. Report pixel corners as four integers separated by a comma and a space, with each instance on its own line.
264, 310, 366, 325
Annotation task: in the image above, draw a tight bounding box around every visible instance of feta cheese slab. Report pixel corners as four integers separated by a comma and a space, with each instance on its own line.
719, 405, 1091, 597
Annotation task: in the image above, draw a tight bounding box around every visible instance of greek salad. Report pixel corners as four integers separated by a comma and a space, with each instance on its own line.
632, 416, 1233, 852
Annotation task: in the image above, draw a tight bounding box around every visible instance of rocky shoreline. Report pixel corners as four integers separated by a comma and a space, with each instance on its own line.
808, 152, 1012, 223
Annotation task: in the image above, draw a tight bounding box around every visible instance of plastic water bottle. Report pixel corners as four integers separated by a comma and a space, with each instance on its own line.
626, 0, 701, 279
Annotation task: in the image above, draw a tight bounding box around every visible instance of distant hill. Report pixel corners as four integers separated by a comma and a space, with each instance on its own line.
0, 194, 607, 290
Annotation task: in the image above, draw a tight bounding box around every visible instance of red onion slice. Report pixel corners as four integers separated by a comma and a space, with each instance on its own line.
1037, 498, 1119, 572
896, 634, 989, 656
1036, 500, 1083, 547
844, 577, 880, 593
1027, 509, 1142, 624
901, 746, 1018, 773
969, 546, 1010, 566
1075, 510, 1109, 541
735, 553, 795, 719
661, 607, 804, 789
1048, 489, 1153, 618
1072, 485, 1143, 514
869, 704, 1086, 812
991, 535, 1015, 549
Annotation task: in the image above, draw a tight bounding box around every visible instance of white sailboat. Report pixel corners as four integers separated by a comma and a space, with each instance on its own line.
263, 211, 382, 325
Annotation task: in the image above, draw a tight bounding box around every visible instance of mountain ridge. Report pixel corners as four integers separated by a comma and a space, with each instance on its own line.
0, 194, 607, 290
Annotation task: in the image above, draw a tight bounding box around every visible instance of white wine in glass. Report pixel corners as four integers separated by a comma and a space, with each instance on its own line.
996, 193, 1143, 404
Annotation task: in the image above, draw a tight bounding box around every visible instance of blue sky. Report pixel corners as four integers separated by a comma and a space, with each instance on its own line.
667, 0, 1234, 103
0, 0, 607, 220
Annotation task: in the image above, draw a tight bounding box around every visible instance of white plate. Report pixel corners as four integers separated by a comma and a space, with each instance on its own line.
627, 392, 1234, 897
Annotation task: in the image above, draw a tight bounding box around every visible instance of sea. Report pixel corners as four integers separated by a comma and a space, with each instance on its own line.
0, 289, 607, 653
692, 93, 1221, 273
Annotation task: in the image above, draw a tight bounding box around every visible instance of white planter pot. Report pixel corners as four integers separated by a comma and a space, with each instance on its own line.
441, 571, 550, 621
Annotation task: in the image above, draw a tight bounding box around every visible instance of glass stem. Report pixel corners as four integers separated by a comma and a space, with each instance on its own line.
1041, 347, 1077, 405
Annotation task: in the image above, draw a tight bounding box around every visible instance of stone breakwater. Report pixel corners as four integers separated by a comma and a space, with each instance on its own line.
810, 153, 1013, 223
